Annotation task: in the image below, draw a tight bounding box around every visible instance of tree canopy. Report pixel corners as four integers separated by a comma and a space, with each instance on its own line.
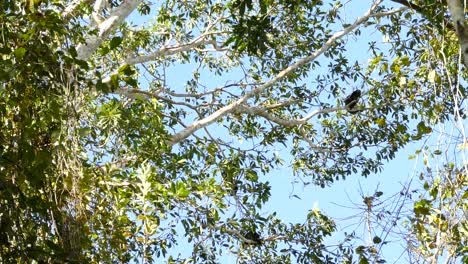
0, 0, 466, 263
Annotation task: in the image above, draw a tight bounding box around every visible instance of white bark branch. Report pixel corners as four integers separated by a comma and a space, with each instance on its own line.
126, 39, 219, 65
77, 0, 143, 60
92, 0, 106, 25
447, 0, 468, 68
237, 105, 347, 127
115, 87, 200, 110
63, 0, 94, 19
100, 15, 227, 82
101, 38, 222, 84
168, 0, 390, 146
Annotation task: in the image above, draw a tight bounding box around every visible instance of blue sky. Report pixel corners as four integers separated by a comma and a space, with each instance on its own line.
122, 1, 465, 263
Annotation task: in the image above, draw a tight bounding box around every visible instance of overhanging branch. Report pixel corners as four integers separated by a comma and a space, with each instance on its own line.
76, 0, 143, 60
101, 38, 223, 84
447, 0, 468, 68
168, 0, 399, 146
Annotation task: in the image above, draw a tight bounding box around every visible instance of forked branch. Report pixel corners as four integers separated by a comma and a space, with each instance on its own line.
168, 0, 405, 146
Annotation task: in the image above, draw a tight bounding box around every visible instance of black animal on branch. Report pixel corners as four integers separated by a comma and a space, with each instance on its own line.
242, 230, 262, 246
344, 90, 362, 114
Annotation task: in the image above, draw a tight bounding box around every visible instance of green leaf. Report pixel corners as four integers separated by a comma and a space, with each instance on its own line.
78, 127, 91, 137
109, 74, 120, 91
118, 64, 135, 76
355, 245, 365, 254
417, 121, 432, 135
375, 118, 386, 127
138, 3, 151, 15
109, 36, 123, 50
99, 46, 110, 55
359, 257, 369, 264
68, 46, 78, 58
414, 199, 431, 216
400, 56, 410, 66
246, 170, 258, 181
176, 181, 190, 198
123, 77, 138, 87
13, 47, 27, 59
372, 236, 382, 244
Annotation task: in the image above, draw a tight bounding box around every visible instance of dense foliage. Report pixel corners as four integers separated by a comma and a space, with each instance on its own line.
0, 0, 466, 263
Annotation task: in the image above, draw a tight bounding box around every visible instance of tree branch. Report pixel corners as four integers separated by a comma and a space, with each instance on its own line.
168, 0, 394, 146
164, 83, 248, 98
63, 0, 94, 20
389, 0, 423, 13
115, 87, 203, 111
102, 15, 228, 71
236, 104, 348, 127
92, 0, 106, 25
101, 38, 223, 84
76, 0, 143, 60
446, 0, 468, 68
125, 39, 220, 66
390, 0, 455, 31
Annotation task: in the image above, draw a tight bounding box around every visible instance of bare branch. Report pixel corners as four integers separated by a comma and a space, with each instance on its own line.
236, 104, 348, 127
99, 181, 130, 187
261, 99, 301, 110
102, 38, 223, 84
122, 15, 228, 66
125, 39, 220, 66
236, 105, 302, 126
164, 83, 255, 98
115, 87, 201, 110
369, 6, 407, 18
221, 228, 262, 245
